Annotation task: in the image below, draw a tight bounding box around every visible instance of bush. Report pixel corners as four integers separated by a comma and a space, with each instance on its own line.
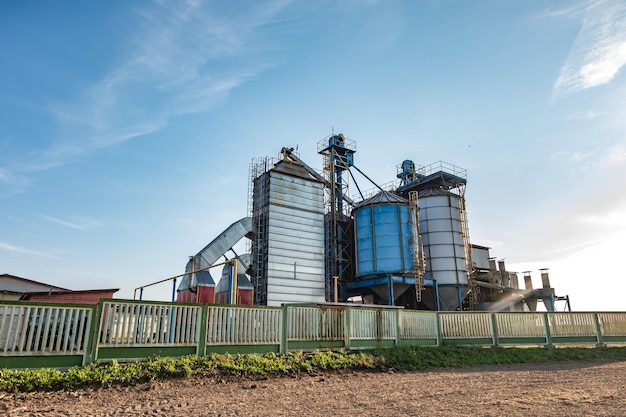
1, 346, 625, 393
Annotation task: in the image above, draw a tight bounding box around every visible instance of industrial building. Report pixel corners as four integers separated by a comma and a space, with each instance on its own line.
177, 134, 569, 311
0, 273, 119, 305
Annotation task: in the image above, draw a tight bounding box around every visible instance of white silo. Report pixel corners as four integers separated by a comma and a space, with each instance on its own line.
396, 160, 471, 310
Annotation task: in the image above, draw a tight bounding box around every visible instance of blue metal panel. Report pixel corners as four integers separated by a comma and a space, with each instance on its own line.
355, 201, 415, 277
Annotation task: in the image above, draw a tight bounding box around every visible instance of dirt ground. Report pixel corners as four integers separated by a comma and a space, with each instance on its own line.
2, 360, 626, 417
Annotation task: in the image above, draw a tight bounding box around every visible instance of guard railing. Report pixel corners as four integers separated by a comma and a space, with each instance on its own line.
1, 300, 626, 369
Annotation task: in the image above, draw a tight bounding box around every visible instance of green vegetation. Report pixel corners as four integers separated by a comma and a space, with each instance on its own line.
2, 347, 626, 392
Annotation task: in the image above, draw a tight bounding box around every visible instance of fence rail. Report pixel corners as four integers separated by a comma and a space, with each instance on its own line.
207, 306, 281, 345
1, 299, 626, 369
98, 301, 202, 347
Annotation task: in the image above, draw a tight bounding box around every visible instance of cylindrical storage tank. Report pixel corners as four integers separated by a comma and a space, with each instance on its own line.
355, 191, 416, 277
419, 188, 469, 310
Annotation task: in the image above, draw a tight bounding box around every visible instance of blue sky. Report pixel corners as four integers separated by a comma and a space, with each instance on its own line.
2, 0, 626, 311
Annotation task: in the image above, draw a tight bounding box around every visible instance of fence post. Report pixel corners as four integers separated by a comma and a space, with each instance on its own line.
435, 312, 442, 346
593, 313, 606, 348
80, 303, 98, 366
197, 304, 209, 356
490, 313, 500, 347
543, 313, 554, 349
395, 309, 401, 346
344, 307, 352, 350
280, 305, 289, 354
87, 299, 106, 364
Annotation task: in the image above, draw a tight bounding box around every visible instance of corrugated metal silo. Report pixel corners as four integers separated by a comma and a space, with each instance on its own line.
396, 160, 471, 310
250, 156, 326, 306
351, 191, 420, 305
419, 188, 469, 310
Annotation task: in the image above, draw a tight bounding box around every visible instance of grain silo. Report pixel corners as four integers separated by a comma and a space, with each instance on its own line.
249, 149, 326, 306
396, 161, 471, 310
348, 190, 424, 305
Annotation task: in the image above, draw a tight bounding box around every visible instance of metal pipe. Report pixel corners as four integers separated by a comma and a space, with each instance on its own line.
351, 165, 383, 192
232, 260, 238, 304
434, 280, 440, 311
348, 168, 365, 200
540, 268, 551, 289
523, 271, 533, 290
388, 275, 395, 306
133, 259, 235, 300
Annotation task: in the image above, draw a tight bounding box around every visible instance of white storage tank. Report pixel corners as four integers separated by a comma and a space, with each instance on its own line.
419, 188, 469, 310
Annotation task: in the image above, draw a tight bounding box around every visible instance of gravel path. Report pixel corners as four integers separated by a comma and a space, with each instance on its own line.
2, 360, 626, 416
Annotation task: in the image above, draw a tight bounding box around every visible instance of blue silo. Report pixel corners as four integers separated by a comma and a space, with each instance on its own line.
350, 191, 421, 305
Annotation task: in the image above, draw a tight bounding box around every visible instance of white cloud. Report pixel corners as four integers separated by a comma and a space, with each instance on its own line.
538, 2, 588, 21
602, 144, 626, 165
0, 166, 33, 197
551, 142, 626, 168
0, 241, 54, 258
10, 0, 298, 181
564, 110, 603, 120
578, 40, 626, 88
551, 150, 596, 162
39, 215, 101, 231
0, 167, 9, 183
553, 0, 626, 98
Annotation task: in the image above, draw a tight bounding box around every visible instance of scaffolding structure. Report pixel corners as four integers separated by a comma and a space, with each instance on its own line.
317, 135, 356, 302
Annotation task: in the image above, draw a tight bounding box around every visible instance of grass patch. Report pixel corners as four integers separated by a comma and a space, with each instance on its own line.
370, 346, 626, 370
1, 346, 625, 392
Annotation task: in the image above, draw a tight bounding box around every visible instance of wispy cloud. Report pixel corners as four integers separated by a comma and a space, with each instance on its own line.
541, 237, 611, 257
564, 110, 603, 120
553, 0, 626, 98
39, 214, 101, 231
53, 1, 279, 132
551, 150, 596, 162
538, 2, 588, 20
551, 141, 626, 168
0, 241, 54, 258
0, 167, 9, 183
602, 144, 626, 165
0, 167, 33, 198
2, 0, 298, 193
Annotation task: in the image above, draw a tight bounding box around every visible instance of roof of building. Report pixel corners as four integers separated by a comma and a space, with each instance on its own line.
1, 273, 119, 297
270, 158, 325, 183
1, 273, 69, 293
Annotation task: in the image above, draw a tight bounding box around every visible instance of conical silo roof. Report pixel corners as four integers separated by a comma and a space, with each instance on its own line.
354, 190, 408, 209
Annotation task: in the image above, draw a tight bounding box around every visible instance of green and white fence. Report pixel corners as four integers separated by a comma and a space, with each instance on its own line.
1, 299, 626, 369
0, 302, 94, 369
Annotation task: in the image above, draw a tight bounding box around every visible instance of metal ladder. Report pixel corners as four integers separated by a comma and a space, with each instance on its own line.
409, 192, 425, 302
457, 186, 478, 310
